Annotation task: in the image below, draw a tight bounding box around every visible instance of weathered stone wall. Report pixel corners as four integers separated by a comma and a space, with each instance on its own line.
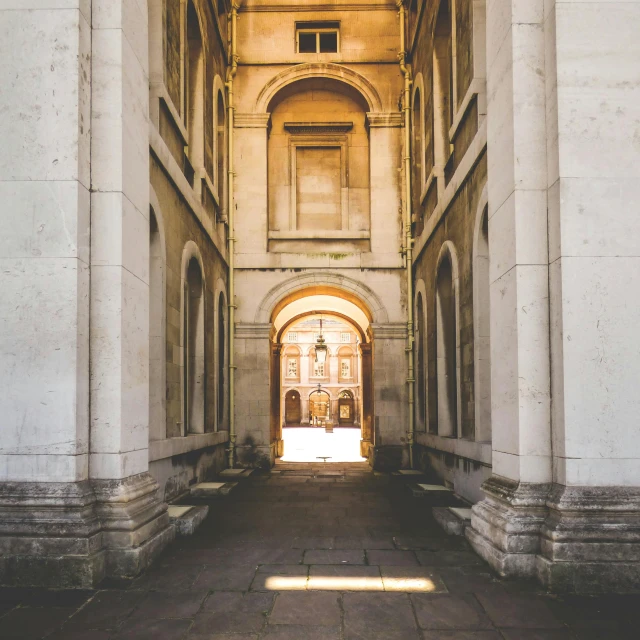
410, 0, 489, 502
148, 0, 231, 500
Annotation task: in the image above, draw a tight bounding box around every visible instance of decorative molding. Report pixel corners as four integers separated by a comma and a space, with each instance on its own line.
149, 124, 228, 264
413, 119, 487, 264
149, 432, 229, 463
241, 2, 397, 13
366, 112, 403, 128
256, 63, 383, 113
235, 323, 273, 340
370, 323, 407, 340
268, 230, 369, 241
449, 78, 485, 142
284, 121, 354, 134
235, 113, 272, 128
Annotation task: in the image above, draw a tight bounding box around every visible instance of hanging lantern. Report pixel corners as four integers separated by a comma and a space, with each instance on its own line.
315, 317, 328, 365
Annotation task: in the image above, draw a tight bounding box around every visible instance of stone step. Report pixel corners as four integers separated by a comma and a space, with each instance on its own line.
393, 470, 425, 477
409, 483, 454, 498
167, 505, 209, 536
190, 482, 238, 497
219, 468, 256, 480
433, 506, 473, 536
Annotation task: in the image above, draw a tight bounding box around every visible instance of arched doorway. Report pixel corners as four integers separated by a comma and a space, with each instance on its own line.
268, 285, 376, 463
309, 389, 330, 427
338, 390, 355, 426
285, 389, 301, 425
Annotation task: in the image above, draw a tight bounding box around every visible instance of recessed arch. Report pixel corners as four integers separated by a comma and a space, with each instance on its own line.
473, 184, 491, 443
435, 241, 461, 438
257, 272, 388, 328
214, 278, 227, 430
256, 63, 383, 114
277, 310, 367, 345
414, 278, 428, 433
180, 241, 207, 435
149, 188, 167, 442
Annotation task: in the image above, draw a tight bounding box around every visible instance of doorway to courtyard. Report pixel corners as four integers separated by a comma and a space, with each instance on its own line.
269, 290, 374, 464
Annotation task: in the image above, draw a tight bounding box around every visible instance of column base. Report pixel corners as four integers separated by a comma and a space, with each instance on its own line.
0, 480, 104, 588
465, 476, 550, 578
0, 473, 174, 588
93, 473, 174, 580
536, 485, 640, 593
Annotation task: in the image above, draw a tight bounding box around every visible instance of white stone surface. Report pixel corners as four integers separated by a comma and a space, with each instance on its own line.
546, 0, 640, 489
0, 4, 91, 483
168, 506, 193, 518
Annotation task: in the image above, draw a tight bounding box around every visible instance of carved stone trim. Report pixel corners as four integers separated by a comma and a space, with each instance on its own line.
366, 112, 404, 128
235, 323, 273, 340
284, 121, 354, 134
370, 323, 407, 339
466, 476, 551, 578
235, 113, 272, 128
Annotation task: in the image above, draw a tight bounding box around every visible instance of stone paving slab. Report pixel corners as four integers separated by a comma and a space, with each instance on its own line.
2, 461, 640, 639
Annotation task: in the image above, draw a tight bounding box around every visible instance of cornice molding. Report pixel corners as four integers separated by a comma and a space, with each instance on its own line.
366, 112, 404, 128
284, 121, 354, 134
241, 3, 397, 13
235, 113, 272, 128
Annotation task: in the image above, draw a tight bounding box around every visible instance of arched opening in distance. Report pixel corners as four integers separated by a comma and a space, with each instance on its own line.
216, 90, 226, 205
217, 291, 226, 428
270, 288, 374, 463
416, 291, 426, 431
436, 250, 458, 437
412, 86, 423, 221
474, 205, 491, 442
184, 256, 205, 434
433, 0, 453, 172
149, 208, 166, 441
186, 1, 205, 171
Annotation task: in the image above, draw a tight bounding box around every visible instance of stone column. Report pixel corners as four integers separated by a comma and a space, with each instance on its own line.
366, 114, 404, 266
466, 0, 553, 577
537, 0, 640, 592
271, 343, 283, 457
234, 114, 270, 265
234, 324, 273, 467
359, 343, 374, 457
370, 324, 409, 469
0, 1, 96, 588
89, 0, 173, 579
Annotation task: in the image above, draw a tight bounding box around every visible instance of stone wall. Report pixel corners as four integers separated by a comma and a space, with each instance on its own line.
410, 0, 490, 503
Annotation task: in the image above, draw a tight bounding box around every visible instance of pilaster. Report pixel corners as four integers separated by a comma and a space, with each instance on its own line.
89, 0, 172, 579
466, 0, 552, 577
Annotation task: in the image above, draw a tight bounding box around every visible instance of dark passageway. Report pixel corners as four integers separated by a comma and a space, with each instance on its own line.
1, 465, 639, 638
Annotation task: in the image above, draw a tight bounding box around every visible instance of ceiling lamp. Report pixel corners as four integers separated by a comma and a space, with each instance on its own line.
315, 317, 328, 365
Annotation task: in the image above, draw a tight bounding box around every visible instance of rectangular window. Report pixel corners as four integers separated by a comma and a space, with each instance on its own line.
340, 332, 351, 343
287, 332, 298, 343
296, 22, 339, 54
341, 359, 351, 378
314, 361, 325, 378
287, 358, 298, 377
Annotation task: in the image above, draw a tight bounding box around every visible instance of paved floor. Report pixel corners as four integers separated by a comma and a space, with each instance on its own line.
1, 462, 638, 639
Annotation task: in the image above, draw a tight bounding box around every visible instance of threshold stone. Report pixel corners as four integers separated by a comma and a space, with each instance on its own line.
190, 482, 238, 497
168, 505, 209, 536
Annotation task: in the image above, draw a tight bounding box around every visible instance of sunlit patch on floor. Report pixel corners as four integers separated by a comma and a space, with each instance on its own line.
262, 575, 442, 592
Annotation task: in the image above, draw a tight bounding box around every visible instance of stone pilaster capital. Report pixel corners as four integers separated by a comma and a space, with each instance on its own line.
370, 323, 407, 340
235, 323, 273, 340
366, 112, 404, 129
235, 113, 272, 129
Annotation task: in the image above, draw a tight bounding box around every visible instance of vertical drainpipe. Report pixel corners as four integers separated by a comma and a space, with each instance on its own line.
226, 1, 239, 468
397, 0, 415, 468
